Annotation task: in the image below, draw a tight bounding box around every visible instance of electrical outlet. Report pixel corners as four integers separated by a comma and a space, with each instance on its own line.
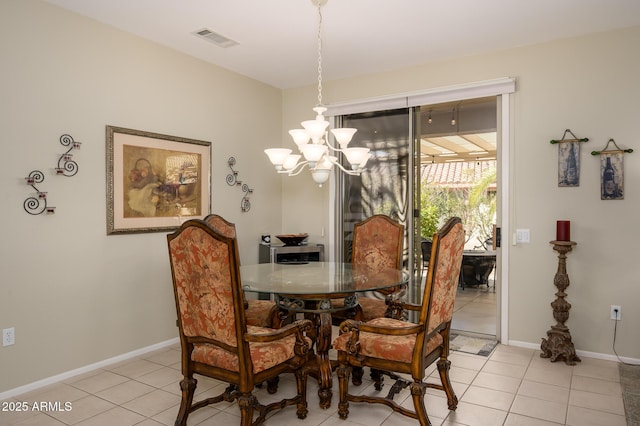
610, 305, 621, 321
2, 327, 15, 346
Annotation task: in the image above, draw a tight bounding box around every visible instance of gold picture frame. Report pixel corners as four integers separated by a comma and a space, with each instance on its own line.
106, 125, 212, 234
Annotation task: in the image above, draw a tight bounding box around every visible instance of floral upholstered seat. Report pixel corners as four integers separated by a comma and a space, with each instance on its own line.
333, 217, 465, 426
167, 219, 313, 425
204, 214, 286, 329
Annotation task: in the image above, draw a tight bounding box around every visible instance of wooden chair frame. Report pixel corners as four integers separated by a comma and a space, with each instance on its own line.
167, 220, 313, 425
333, 214, 405, 324
204, 214, 289, 330
334, 217, 465, 426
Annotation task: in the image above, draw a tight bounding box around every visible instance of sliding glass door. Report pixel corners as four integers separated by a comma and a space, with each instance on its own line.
336, 108, 415, 273
334, 99, 500, 337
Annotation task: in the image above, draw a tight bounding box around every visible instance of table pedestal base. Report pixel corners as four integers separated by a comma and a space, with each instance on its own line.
302, 311, 334, 409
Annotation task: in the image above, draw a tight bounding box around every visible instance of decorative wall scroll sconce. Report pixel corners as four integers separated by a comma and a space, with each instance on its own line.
591, 138, 633, 200
226, 157, 254, 212
24, 170, 55, 215
240, 183, 253, 212
226, 156, 241, 186
550, 129, 589, 187
55, 134, 81, 176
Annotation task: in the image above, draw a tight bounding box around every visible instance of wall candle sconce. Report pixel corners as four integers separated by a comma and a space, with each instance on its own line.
56, 134, 81, 177
241, 183, 253, 212
226, 157, 254, 212
226, 156, 240, 186
24, 170, 55, 215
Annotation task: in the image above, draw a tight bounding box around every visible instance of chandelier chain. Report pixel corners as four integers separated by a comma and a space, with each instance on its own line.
263, 0, 368, 187
316, 2, 323, 106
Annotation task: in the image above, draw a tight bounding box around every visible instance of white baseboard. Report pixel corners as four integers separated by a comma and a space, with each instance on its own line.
507, 339, 640, 364
0, 338, 179, 401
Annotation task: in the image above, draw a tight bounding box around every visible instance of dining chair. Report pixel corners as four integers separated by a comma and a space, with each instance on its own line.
204, 214, 287, 330
333, 214, 405, 323
167, 219, 313, 426
333, 217, 465, 426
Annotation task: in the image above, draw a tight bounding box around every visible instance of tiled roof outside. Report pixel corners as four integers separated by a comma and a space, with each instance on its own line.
421, 160, 496, 189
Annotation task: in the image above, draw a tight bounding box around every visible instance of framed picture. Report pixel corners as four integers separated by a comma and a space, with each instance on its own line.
106, 125, 212, 234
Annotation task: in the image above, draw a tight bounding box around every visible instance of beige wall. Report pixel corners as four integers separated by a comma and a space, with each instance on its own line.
282, 27, 640, 358
1, 0, 638, 396
0, 0, 286, 394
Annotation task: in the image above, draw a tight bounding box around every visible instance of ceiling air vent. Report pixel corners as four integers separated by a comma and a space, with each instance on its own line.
193, 28, 238, 48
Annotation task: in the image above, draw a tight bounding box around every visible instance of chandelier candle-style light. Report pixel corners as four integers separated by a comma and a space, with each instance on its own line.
264, 0, 371, 186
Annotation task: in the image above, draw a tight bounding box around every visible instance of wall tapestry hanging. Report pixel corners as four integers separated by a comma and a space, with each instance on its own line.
550, 129, 589, 187
591, 138, 633, 201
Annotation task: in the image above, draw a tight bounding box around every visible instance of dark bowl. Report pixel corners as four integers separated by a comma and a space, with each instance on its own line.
275, 233, 309, 246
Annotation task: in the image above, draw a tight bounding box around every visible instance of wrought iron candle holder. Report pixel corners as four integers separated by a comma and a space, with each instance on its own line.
226, 157, 254, 212
56, 134, 81, 177
24, 170, 55, 215
241, 183, 253, 212
226, 156, 240, 186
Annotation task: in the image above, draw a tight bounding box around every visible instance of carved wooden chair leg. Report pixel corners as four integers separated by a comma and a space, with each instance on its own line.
337, 364, 351, 420
370, 368, 384, 391
410, 382, 431, 426
295, 368, 309, 419
437, 358, 458, 410
238, 394, 256, 426
266, 376, 280, 394
175, 377, 196, 426
351, 366, 364, 386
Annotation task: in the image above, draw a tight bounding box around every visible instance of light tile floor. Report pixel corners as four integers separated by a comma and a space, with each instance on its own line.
1, 339, 627, 425
0, 285, 629, 426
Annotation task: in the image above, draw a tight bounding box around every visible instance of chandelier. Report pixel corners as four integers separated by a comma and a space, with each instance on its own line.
264, 0, 371, 187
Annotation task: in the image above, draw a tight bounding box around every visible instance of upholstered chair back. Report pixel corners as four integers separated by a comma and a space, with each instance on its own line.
204, 214, 237, 239
352, 214, 403, 270
168, 220, 244, 349
421, 218, 465, 335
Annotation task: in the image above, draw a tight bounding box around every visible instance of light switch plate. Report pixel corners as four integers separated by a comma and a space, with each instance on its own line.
516, 229, 530, 243
2, 327, 15, 346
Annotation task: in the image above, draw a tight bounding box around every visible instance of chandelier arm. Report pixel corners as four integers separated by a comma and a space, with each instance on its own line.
326, 156, 363, 175
324, 136, 341, 152
281, 161, 310, 176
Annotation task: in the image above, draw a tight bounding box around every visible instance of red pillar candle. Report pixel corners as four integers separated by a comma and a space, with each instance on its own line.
556, 220, 570, 241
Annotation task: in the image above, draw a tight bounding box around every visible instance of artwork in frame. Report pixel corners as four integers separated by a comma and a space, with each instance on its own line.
106, 125, 212, 234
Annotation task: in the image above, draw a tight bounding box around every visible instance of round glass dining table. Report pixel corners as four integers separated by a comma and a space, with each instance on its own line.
240, 261, 408, 409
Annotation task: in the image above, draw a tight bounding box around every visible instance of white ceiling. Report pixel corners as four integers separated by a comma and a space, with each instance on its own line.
44, 0, 640, 89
